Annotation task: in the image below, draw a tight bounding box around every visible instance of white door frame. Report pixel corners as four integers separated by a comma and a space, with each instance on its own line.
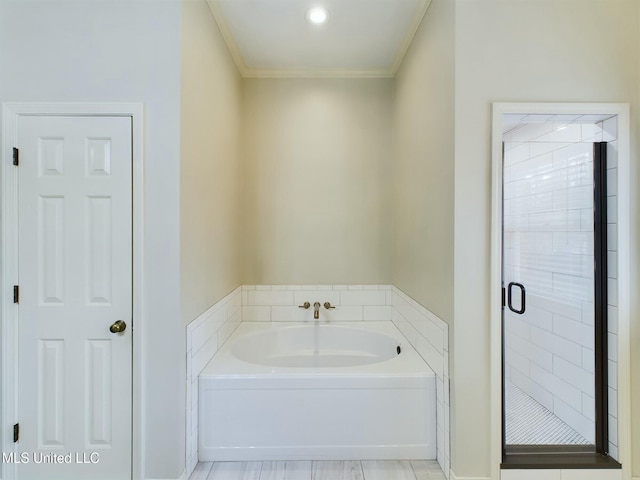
1, 102, 145, 480
490, 102, 632, 480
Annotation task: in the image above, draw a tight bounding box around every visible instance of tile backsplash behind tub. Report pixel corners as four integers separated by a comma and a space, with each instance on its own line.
242, 284, 393, 322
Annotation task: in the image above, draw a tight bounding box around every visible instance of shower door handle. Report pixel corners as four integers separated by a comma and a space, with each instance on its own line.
507, 282, 526, 315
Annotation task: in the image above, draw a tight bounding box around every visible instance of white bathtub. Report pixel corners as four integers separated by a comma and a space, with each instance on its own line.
198, 321, 436, 461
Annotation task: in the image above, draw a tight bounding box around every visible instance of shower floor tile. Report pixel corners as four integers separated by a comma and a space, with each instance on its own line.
505, 381, 590, 445
189, 460, 446, 480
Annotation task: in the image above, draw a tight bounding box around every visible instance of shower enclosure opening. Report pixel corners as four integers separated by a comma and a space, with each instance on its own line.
500, 112, 620, 465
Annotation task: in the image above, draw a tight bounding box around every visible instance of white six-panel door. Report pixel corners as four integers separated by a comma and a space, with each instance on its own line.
16, 116, 132, 480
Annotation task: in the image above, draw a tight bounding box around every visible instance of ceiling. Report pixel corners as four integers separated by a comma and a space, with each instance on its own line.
206, 0, 431, 78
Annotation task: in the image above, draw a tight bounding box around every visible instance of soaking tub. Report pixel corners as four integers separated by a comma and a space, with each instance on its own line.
198, 321, 436, 461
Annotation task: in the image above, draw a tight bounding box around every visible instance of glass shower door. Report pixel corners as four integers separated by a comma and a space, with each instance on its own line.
501, 119, 609, 452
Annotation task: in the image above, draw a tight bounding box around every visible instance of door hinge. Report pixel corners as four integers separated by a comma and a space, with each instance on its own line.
13, 285, 19, 304
13, 147, 19, 166
13, 423, 19, 443
501, 287, 506, 307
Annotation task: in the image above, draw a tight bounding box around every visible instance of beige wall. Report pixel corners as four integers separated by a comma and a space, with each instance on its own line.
453, 0, 639, 477
392, 0, 455, 325
180, 0, 243, 324
242, 78, 393, 285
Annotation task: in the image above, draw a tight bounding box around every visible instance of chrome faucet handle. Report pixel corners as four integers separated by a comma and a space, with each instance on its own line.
323, 302, 335, 310
298, 302, 311, 309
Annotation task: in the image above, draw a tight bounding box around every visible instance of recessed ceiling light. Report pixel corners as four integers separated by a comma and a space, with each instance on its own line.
306, 6, 330, 25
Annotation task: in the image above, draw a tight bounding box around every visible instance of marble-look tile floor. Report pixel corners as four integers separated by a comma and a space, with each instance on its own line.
189, 460, 446, 480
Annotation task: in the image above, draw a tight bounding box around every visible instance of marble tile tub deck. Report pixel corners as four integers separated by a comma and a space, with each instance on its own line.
189, 460, 446, 480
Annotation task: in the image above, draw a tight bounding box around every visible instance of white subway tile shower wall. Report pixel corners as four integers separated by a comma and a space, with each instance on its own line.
187, 286, 448, 476
185, 287, 242, 478
503, 119, 618, 450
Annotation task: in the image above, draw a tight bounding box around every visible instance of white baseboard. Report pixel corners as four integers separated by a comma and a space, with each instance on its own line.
146, 471, 186, 480
450, 471, 491, 480
200, 445, 435, 462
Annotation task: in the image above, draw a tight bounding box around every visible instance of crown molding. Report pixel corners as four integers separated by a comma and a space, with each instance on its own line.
206, 0, 248, 75
242, 68, 395, 79
390, 0, 431, 76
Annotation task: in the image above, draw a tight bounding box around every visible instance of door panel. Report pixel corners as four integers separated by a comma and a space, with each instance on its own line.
502, 130, 597, 448
17, 116, 132, 480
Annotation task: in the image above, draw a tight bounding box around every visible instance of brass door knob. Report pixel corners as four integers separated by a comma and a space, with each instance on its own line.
109, 320, 127, 334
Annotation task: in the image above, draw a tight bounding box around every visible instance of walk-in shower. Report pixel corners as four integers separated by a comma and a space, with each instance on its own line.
501, 113, 619, 456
